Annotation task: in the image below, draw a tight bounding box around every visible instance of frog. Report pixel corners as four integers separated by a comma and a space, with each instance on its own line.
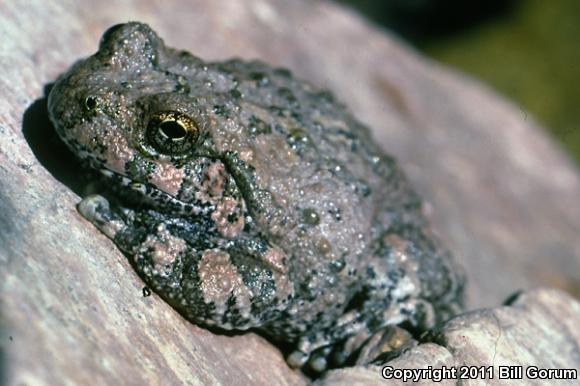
48, 22, 464, 372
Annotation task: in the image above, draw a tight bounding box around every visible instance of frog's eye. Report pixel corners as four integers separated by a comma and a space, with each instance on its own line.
146, 111, 199, 154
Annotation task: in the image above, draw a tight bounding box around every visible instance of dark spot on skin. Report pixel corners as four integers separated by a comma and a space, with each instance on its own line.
358, 183, 371, 197
248, 115, 272, 136
125, 157, 156, 180
230, 89, 242, 99
179, 50, 193, 58
249, 71, 270, 86
143, 287, 152, 297
331, 259, 346, 272
278, 87, 299, 109
174, 83, 189, 92
290, 111, 306, 126
302, 208, 320, 226
241, 237, 269, 254
273, 124, 286, 134
268, 105, 287, 117
213, 104, 229, 117
328, 207, 342, 222
371, 155, 397, 180
388, 269, 403, 282
314, 90, 335, 104
287, 127, 311, 154
273, 67, 292, 78
288, 127, 309, 143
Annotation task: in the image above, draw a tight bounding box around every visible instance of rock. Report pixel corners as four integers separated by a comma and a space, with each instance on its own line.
319, 344, 456, 385
317, 289, 580, 385
1, 0, 579, 384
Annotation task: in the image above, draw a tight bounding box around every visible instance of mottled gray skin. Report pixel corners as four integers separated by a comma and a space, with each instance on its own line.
48, 22, 464, 371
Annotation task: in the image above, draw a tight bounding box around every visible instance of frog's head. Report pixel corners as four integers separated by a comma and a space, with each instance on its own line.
48, 22, 236, 211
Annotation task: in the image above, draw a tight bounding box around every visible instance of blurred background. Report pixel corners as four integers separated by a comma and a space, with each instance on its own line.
337, 0, 580, 164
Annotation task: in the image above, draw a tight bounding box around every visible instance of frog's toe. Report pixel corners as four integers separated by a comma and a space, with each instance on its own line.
78, 194, 109, 220
77, 194, 126, 239
307, 345, 333, 372
287, 345, 334, 372
357, 326, 416, 366
287, 349, 309, 369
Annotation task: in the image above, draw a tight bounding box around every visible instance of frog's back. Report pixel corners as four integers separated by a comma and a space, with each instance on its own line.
197, 57, 421, 257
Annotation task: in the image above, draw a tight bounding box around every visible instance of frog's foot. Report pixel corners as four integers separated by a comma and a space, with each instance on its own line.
288, 325, 417, 372
78, 194, 129, 241
287, 298, 431, 372
286, 307, 365, 370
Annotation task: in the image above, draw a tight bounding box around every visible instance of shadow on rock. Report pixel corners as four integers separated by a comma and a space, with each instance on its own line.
22, 83, 88, 196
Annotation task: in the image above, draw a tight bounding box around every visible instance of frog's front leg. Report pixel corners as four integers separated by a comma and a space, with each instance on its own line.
78, 194, 178, 264
77, 194, 295, 330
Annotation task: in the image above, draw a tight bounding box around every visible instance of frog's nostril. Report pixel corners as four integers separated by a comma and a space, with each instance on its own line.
85, 96, 98, 110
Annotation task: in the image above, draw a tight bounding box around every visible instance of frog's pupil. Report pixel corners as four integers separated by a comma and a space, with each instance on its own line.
160, 120, 186, 140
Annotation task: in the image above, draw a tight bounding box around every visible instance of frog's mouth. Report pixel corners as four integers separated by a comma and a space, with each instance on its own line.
99, 168, 214, 216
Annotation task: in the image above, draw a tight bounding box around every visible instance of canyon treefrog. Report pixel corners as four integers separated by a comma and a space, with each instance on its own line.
48, 22, 464, 371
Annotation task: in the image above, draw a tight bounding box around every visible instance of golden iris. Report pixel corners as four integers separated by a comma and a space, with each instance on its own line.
146, 111, 199, 154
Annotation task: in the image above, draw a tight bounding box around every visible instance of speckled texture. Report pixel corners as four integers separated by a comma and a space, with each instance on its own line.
317, 289, 580, 385
48, 22, 464, 371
